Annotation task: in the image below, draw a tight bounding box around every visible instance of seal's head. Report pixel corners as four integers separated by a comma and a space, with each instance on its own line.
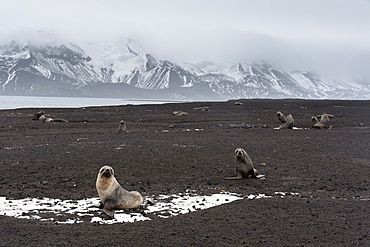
235, 148, 245, 157
99, 165, 114, 179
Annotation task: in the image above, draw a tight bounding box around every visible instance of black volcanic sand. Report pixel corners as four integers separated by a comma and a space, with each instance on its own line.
0, 99, 369, 246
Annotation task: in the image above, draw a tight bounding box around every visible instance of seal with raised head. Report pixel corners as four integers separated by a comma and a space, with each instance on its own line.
34, 111, 68, 122
276, 111, 287, 123
311, 116, 319, 125
278, 114, 294, 129
96, 165, 143, 217
225, 148, 265, 180
312, 113, 334, 129
32, 110, 45, 120
118, 120, 127, 133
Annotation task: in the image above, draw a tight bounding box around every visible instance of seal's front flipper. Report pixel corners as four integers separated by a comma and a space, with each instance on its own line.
102, 199, 116, 218
252, 168, 265, 179
102, 209, 115, 219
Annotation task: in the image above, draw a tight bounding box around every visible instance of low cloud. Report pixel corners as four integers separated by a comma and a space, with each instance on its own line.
1, 0, 369, 82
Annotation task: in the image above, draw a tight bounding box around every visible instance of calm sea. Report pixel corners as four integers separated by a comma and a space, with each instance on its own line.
0, 95, 182, 110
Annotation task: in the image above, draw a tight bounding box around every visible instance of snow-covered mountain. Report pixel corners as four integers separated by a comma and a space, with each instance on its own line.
0, 37, 369, 100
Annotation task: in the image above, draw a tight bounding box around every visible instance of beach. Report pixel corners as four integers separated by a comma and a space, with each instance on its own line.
0, 99, 369, 246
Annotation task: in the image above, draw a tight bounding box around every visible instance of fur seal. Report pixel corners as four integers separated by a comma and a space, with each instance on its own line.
96, 165, 143, 217
32, 110, 45, 120
225, 148, 265, 179
118, 120, 127, 133
312, 114, 334, 129
278, 114, 294, 129
33, 111, 68, 122
311, 116, 319, 125
276, 111, 287, 123
39, 115, 68, 123
39, 115, 53, 122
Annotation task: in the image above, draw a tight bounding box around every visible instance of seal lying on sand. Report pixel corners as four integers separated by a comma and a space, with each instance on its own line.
39, 115, 68, 123
278, 113, 294, 129
96, 165, 143, 217
225, 148, 265, 180
312, 114, 334, 129
33, 111, 68, 122
32, 111, 45, 120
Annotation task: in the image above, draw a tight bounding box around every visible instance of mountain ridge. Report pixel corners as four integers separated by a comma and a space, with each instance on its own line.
0, 38, 369, 100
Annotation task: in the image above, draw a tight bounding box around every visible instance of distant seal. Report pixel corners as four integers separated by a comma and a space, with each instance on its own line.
311, 116, 319, 125
39, 115, 68, 123
33, 111, 68, 122
276, 111, 287, 123
96, 165, 143, 217
278, 114, 294, 129
312, 114, 334, 129
118, 120, 127, 133
225, 148, 265, 180
32, 110, 45, 120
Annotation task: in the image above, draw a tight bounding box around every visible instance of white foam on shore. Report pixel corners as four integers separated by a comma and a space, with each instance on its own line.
0, 191, 298, 224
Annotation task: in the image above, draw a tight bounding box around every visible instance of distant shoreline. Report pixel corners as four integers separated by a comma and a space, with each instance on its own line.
0, 95, 192, 110
1, 95, 369, 111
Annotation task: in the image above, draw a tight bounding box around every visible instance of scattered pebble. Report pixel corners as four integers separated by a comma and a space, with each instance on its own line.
172, 111, 189, 116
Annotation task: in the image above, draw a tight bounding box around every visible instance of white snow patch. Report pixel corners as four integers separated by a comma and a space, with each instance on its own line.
273, 127, 304, 130
274, 192, 299, 196
146, 192, 243, 219
0, 191, 298, 224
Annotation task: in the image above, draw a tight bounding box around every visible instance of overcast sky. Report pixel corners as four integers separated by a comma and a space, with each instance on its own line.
1, 0, 370, 81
